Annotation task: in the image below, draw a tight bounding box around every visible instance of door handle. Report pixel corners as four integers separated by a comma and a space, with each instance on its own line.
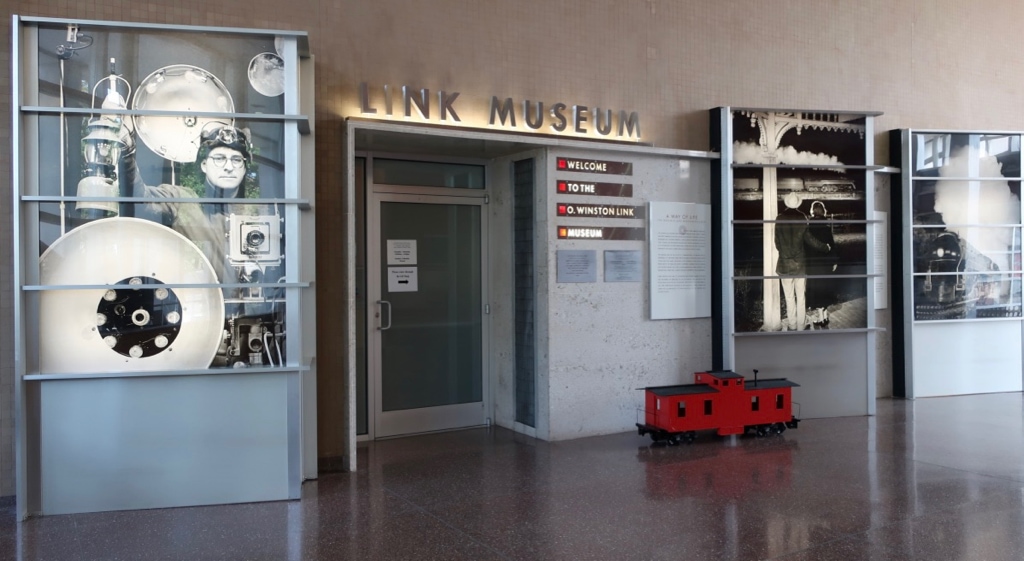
377, 300, 392, 330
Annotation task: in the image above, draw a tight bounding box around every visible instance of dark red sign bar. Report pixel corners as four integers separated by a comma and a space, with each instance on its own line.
556, 157, 633, 176
556, 180, 633, 197
557, 226, 646, 240
557, 203, 645, 219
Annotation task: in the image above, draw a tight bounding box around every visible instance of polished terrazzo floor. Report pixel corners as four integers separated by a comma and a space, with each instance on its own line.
3, 393, 1024, 560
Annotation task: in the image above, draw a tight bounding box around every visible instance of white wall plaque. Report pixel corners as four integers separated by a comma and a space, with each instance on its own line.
556, 250, 598, 283
387, 240, 417, 265
387, 267, 419, 292
604, 250, 642, 282
649, 202, 711, 319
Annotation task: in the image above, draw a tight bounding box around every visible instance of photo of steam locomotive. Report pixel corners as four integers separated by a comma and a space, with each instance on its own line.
909, 133, 1023, 321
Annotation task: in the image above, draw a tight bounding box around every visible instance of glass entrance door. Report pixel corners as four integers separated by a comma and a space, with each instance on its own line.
369, 193, 486, 437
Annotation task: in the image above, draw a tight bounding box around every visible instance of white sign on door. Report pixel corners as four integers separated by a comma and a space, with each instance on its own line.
387, 240, 418, 265
388, 267, 419, 292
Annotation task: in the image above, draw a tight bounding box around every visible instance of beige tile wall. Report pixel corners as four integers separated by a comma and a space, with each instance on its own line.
4, 0, 1024, 494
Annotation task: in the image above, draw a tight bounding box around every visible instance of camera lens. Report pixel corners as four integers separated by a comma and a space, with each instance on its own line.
245, 229, 266, 248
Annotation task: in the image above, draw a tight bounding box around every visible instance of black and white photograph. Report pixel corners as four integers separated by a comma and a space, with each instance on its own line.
730, 110, 871, 332
33, 25, 292, 373
733, 278, 868, 333
733, 179, 869, 276
730, 110, 868, 168
910, 133, 1023, 320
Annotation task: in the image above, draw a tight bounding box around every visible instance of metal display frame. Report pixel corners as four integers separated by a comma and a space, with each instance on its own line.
891, 129, 1024, 398
12, 15, 316, 518
710, 107, 887, 419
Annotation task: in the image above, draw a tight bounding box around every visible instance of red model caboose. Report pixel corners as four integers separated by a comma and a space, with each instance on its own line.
636, 370, 799, 445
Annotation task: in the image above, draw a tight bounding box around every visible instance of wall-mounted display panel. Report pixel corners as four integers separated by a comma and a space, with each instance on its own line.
907, 133, 1022, 321
14, 16, 314, 517
711, 107, 882, 419
21, 23, 304, 374
719, 109, 877, 334
891, 129, 1024, 398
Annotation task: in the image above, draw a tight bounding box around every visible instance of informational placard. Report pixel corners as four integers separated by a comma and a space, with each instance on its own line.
649, 202, 711, 319
874, 211, 888, 309
604, 250, 642, 282
386, 240, 417, 265
557, 226, 645, 240
556, 250, 598, 283
556, 180, 633, 197
556, 157, 633, 175
557, 203, 644, 219
387, 267, 419, 292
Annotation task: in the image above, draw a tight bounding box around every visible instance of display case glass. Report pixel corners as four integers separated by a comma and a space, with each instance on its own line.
907, 132, 1023, 321
19, 20, 307, 375
892, 128, 1024, 400
723, 110, 876, 333
710, 107, 881, 418
32, 26, 288, 113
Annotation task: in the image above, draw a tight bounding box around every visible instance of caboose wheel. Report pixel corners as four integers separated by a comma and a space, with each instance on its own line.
756, 425, 769, 437
652, 431, 673, 446
685, 432, 696, 443
773, 422, 786, 435
666, 434, 680, 446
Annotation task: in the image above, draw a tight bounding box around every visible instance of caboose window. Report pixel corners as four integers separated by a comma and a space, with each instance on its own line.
704, 400, 713, 415
723, 381, 729, 387
776, 394, 784, 409
677, 402, 686, 418
751, 396, 760, 411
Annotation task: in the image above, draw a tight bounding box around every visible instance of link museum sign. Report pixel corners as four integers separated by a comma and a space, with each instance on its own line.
359, 82, 641, 140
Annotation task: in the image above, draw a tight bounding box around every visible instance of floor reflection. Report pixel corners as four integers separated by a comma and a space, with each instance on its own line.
3, 394, 1024, 560
637, 438, 798, 501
